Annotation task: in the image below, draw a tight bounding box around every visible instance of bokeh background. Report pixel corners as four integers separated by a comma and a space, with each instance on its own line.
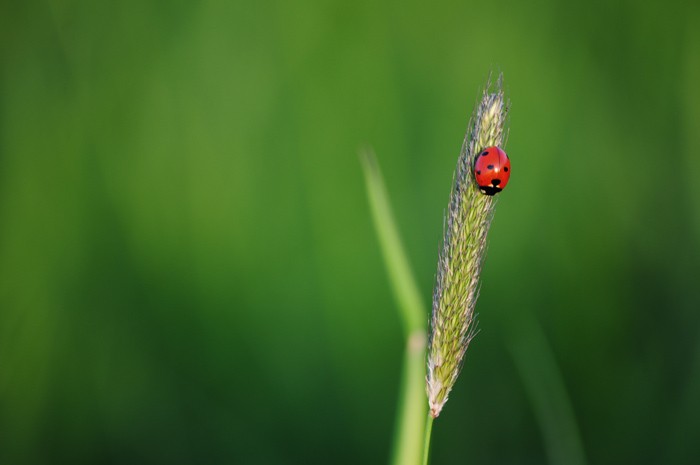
2, 0, 700, 464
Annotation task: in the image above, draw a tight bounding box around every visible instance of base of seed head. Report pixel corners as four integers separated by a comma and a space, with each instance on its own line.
474, 146, 511, 196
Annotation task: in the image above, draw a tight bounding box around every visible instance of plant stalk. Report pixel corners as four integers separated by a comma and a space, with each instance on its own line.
360, 149, 428, 465
422, 413, 434, 465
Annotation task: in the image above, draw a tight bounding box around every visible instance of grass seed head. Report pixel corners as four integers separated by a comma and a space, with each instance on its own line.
426, 74, 509, 418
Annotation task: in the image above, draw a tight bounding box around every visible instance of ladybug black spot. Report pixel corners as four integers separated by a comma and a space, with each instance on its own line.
504, 166, 508, 172
481, 151, 489, 156
487, 164, 494, 170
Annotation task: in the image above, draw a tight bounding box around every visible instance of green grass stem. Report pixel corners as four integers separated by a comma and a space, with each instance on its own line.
422, 413, 434, 465
360, 149, 428, 465
360, 150, 426, 335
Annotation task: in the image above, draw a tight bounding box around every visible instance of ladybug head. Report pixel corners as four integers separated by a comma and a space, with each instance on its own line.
479, 184, 503, 196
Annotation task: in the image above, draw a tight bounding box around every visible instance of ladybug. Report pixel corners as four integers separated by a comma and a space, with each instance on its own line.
474, 146, 511, 195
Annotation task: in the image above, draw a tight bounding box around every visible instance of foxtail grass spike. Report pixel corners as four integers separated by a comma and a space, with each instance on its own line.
426, 74, 510, 418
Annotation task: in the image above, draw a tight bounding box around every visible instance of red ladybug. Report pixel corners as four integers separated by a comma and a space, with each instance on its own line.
474, 146, 511, 195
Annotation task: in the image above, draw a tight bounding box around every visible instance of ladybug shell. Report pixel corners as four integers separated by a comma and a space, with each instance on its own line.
474, 146, 510, 196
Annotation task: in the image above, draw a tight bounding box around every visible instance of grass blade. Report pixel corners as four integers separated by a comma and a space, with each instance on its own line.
360, 148, 428, 465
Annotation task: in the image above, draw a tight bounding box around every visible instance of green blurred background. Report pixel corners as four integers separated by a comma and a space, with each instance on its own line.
2, 0, 700, 463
